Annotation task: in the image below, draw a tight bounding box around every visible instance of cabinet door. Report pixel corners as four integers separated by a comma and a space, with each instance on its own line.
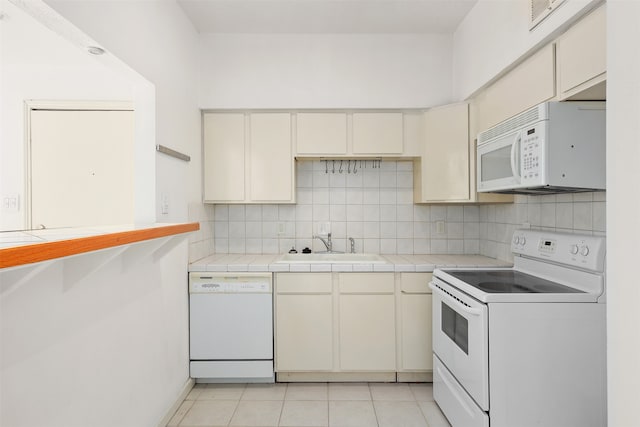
339, 294, 396, 371
556, 5, 606, 100
275, 273, 333, 371
421, 103, 470, 202
338, 273, 396, 371
352, 113, 403, 154
296, 113, 348, 155
203, 113, 245, 202
400, 273, 433, 371
250, 113, 294, 202
475, 44, 555, 131
276, 294, 333, 371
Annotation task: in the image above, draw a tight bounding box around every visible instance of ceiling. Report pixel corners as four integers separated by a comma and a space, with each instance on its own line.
177, 0, 478, 34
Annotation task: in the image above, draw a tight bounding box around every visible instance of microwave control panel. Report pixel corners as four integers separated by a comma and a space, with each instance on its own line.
521, 126, 542, 182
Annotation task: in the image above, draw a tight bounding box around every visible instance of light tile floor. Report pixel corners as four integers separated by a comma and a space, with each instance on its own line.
167, 382, 452, 427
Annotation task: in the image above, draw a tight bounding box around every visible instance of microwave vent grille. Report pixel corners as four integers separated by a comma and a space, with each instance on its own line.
478, 105, 541, 144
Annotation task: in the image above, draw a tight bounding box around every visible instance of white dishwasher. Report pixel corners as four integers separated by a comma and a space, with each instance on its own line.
189, 272, 274, 383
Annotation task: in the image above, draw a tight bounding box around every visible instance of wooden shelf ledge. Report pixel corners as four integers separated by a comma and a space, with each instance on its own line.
0, 223, 200, 269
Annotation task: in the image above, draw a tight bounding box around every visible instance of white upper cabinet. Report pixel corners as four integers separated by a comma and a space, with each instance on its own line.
352, 113, 404, 155
296, 113, 348, 155
414, 102, 512, 204
556, 5, 606, 100
416, 103, 470, 202
250, 113, 294, 202
203, 113, 246, 202
295, 112, 407, 157
203, 112, 295, 203
474, 43, 556, 132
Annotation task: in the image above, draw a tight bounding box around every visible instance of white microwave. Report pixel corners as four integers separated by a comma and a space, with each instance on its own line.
476, 101, 606, 194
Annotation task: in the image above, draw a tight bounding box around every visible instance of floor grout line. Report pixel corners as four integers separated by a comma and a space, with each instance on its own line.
171, 382, 443, 427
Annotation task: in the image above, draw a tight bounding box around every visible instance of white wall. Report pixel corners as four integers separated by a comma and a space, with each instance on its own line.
46, 0, 215, 260
1, 1, 205, 425
0, 239, 191, 427
198, 33, 454, 109
452, 0, 602, 100
606, 1, 640, 425
0, 0, 134, 231
48, 0, 202, 225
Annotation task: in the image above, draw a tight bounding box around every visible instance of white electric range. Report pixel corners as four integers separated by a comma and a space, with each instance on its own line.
430, 229, 607, 427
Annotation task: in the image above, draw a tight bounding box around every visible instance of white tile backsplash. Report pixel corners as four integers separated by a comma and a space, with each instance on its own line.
207, 160, 606, 259
431, 206, 446, 222
479, 192, 606, 262
262, 205, 279, 221
380, 205, 397, 221
397, 205, 413, 222
346, 205, 364, 222
188, 202, 216, 262
229, 205, 245, 221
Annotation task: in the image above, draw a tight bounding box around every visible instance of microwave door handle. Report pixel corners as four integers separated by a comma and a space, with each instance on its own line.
510, 132, 521, 180
429, 282, 482, 316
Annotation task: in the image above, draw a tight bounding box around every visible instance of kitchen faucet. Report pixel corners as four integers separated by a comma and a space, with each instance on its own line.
313, 232, 342, 253
348, 237, 355, 254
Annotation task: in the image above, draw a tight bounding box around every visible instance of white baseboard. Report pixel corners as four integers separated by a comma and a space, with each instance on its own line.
157, 377, 195, 427
276, 372, 397, 382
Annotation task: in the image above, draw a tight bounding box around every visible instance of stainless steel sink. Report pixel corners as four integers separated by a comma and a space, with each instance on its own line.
275, 253, 387, 264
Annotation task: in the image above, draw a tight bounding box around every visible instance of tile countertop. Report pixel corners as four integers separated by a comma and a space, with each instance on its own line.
189, 253, 512, 273
0, 223, 199, 269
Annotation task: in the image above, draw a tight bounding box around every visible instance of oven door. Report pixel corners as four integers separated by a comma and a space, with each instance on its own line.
430, 277, 489, 410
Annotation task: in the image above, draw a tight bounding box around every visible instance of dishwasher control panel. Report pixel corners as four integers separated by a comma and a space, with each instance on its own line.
189, 273, 272, 293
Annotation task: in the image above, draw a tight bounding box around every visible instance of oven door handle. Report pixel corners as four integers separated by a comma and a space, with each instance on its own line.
429, 282, 483, 316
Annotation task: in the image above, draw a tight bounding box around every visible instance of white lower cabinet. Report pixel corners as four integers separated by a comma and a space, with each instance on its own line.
274, 272, 432, 379
275, 273, 333, 371
399, 273, 433, 372
339, 273, 396, 371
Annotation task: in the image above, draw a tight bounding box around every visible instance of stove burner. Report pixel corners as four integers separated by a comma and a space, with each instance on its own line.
447, 270, 584, 294
476, 282, 528, 293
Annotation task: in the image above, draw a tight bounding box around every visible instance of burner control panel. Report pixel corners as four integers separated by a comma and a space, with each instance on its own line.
512, 229, 605, 272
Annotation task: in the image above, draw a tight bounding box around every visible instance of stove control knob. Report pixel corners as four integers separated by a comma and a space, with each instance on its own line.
580, 245, 590, 256
570, 245, 579, 255
513, 236, 520, 245
520, 237, 526, 246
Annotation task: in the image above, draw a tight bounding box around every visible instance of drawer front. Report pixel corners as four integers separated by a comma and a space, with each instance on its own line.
338, 273, 394, 294
400, 272, 433, 294
276, 273, 332, 294
433, 356, 489, 427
